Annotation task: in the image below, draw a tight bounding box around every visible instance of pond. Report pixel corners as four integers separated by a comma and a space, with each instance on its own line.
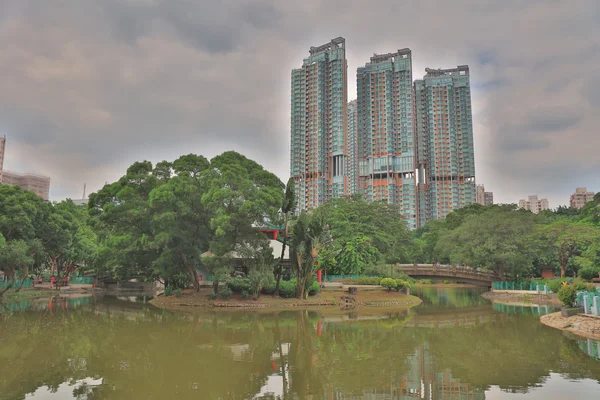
1, 288, 599, 399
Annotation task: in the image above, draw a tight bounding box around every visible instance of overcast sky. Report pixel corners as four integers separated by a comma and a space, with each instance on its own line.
0, 0, 598, 207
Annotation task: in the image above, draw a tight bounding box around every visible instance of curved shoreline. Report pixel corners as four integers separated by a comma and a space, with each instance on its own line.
481, 291, 562, 306
150, 289, 422, 312
540, 312, 600, 340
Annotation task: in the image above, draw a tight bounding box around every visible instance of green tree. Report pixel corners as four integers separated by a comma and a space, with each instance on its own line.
536, 221, 600, 278
435, 208, 539, 278
274, 178, 295, 296
290, 212, 332, 299
313, 197, 411, 274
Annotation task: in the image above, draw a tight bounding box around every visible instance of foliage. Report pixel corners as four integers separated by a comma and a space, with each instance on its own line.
228, 278, 251, 293
558, 284, 578, 308
379, 278, 397, 291
435, 208, 539, 278
535, 221, 600, 278
219, 285, 232, 299
314, 197, 411, 275
419, 279, 433, 284
163, 286, 173, 297
241, 290, 249, 300
341, 277, 381, 285
174, 288, 182, 297
578, 266, 600, 281
274, 178, 296, 296
394, 279, 412, 291
307, 280, 320, 296
277, 280, 296, 298
289, 212, 332, 298
443, 280, 450, 284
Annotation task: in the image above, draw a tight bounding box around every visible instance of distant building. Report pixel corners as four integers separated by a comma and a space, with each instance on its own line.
70, 199, 88, 206
518, 195, 549, 214
347, 99, 358, 195
0, 136, 5, 183
484, 191, 493, 206
476, 185, 485, 205
2, 171, 50, 201
570, 187, 595, 209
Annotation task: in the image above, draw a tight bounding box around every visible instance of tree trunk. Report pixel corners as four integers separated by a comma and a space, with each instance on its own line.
177, 248, 200, 292
560, 263, 566, 278
212, 280, 219, 294
274, 221, 288, 297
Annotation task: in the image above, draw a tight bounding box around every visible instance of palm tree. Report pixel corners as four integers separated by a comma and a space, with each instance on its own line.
274, 178, 295, 297
290, 212, 332, 299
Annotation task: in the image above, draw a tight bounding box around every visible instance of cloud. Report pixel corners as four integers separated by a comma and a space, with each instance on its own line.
0, 0, 598, 209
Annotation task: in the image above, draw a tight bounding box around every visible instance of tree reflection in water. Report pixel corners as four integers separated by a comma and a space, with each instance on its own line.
0, 292, 599, 399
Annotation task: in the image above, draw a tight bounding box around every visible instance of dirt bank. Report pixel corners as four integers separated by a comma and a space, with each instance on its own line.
481, 291, 562, 306
150, 287, 422, 311
540, 312, 600, 340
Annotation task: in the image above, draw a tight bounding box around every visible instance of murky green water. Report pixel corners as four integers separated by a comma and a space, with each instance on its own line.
1, 288, 599, 399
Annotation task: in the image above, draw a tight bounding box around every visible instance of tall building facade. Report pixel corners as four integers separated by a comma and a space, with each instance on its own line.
291, 37, 348, 211
519, 195, 549, 214
346, 100, 358, 195
415, 66, 476, 226
0, 136, 5, 183
570, 187, 595, 209
484, 191, 494, 206
356, 49, 417, 229
2, 171, 50, 200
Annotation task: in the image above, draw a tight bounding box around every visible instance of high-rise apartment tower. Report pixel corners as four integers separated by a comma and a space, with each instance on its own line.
356, 49, 417, 229
570, 187, 595, 209
346, 100, 358, 195
0, 136, 5, 183
291, 37, 348, 211
415, 66, 476, 225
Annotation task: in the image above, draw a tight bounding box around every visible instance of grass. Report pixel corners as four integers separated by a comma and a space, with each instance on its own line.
1, 289, 55, 301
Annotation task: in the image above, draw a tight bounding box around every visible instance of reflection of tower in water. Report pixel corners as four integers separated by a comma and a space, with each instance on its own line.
399, 342, 485, 399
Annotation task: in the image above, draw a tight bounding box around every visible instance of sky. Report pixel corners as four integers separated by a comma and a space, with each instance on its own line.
0, 0, 598, 207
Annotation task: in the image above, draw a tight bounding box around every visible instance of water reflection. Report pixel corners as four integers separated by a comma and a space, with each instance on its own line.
1, 290, 599, 400
492, 302, 556, 316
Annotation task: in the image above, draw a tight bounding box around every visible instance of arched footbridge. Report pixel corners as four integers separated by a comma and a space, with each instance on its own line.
395, 264, 503, 286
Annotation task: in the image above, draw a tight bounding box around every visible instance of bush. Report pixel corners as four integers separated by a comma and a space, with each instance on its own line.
419, 279, 433, 284
558, 284, 578, 308
545, 279, 563, 293
379, 278, 397, 291
395, 279, 414, 290
278, 280, 297, 298
307, 280, 320, 296
342, 277, 381, 285
163, 286, 173, 297
241, 290, 249, 300
174, 288, 182, 298
227, 278, 251, 293
579, 267, 600, 282
261, 282, 276, 295
219, 286, 232, 299
209, 291, 218, 300
443, 280, 450, 284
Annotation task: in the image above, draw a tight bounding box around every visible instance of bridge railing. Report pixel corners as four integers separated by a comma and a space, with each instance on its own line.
395, 264, 501, 280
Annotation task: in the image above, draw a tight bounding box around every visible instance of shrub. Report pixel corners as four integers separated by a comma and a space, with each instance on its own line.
261, 282, 276, 295
227, 278, 251, 293
443, 280, 450, 284
278, 280, 297, 298
394, 279, 413, 291
219, 286, 232, 299
174, 288, 182, 298
558, 284, 578, 308
579, 267, 600, 282
545, 279, 563, 293
209, 291, 218, 300
342, 277, 381, 285
419, 279, 433, 285
163, 286, 173, 297
380, 278, 397, 291
241, 290, 249, 300
307, 280, 320, 296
